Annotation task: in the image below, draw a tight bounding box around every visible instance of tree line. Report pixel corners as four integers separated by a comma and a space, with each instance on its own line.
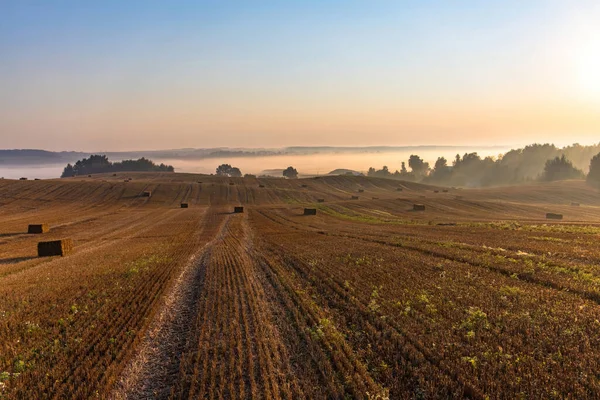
61, 155, 174, 177
367, 143, 600, 187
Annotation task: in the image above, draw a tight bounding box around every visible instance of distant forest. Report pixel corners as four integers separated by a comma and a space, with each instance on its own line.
61, 155, 174, 177
367, 143, 600, 187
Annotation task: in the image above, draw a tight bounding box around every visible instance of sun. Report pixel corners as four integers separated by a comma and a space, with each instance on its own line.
573, 32, 600, 100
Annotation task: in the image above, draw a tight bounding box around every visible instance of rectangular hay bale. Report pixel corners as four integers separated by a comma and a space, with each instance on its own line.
571, 202, 580, 207
396, 188, 403, 191
234, 206, 244, 213
351, 196, 359, 200
304, 208, 317, 215
142, 191, 152, 197
38, 239, 73, 257
546, 213, 563, 220
413, 204, 426, 211
28, 224, 49, 234
358, 189, 364, 193
180, 203, 189, 208
317, 199, 325, 203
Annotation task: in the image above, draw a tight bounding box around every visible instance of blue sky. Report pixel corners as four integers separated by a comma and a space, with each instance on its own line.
1, 1, 599, 150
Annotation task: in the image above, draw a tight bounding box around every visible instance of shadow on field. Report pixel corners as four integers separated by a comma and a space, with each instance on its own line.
0, 232, 25, 237
0, 256, 37, 265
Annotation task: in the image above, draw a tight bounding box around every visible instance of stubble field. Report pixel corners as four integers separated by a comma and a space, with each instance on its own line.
1, 173, 600, 399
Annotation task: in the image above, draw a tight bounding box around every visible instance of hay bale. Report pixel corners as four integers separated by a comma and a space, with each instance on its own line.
317, 198, 325, 203
124, 179, 129, 182
229, 182, 235, 186
304, 208, 317, 215
38, 239, 73, 257
433, 190, 439, 193
142, 191, 151, 197
19, 177, 27, 181
259, 184, 265, 188
396, 188, 403, 191
234, 206, 244, 213
442, 189, 448, 193
413, 204, 426, 211
301, 184, 308, 188
113, 174, 117, 177
88, 175, 92, 178
351, 196, 359, 200
358, 189, 364, 193
372, 197, 379, 200
34, 178, 41, 181
180, 203, 189, 208
197, 181, 203, 184
571, 202, 580, 207
437, 222, 457, 226
28, 224, 49, 234
546, 213, 563, 220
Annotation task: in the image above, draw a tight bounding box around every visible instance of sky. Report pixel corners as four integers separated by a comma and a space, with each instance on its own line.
1, 0, 599, 151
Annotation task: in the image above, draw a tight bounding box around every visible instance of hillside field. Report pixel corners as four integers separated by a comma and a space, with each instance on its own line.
2, 173, 600, 399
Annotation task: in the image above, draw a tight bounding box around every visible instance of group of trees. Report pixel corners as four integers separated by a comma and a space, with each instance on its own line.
367, 143, 600, 188
215, 164, 242, 177
61, 155, 174, 177
214, 164, 300, 178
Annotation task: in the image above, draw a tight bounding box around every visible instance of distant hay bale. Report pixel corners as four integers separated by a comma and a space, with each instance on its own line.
396, 188, 403, 191
234, 206, 244, 213
38, 239, 73, 257
372, 197, 379, 200
571, 202, 580, 207
259, 184, 265, 188
317, 198, 325, 203
197, 181, 203, 184
358, 189, 364, 193
433, 190, 439, 193
113, 174, 117, 177
301, 184, 308, 188
180, 203, 189, 208
88, 175, 92, 178
124, 180, 129, 182
142, 191, 152, 197
304, 208, 317, 215
546, 213, 563, 220
34, 178, 41, 181
413, 204, 426, 211
28, 224, 49, 234
229, 182, 235, 186
437, 222, 457, 226
351, 196, 359, 200
442, 189, 448, 193
19, 177, 27, 181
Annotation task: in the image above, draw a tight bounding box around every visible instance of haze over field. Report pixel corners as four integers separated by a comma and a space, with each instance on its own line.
2, 1, 600, 151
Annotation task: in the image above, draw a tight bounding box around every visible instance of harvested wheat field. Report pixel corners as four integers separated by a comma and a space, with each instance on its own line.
2, 173, 600, 399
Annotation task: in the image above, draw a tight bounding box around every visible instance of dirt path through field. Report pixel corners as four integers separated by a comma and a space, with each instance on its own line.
111, 208, 229, 399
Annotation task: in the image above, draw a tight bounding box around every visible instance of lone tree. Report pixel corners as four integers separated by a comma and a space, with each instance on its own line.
215, 164, 242, 177
283, 166, 298, 179
541, 155, 584, 181
587, 152, 600, 187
